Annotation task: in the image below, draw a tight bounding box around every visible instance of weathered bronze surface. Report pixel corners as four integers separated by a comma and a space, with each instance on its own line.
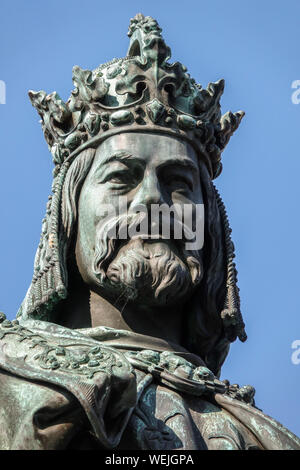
0, 13, 299, 450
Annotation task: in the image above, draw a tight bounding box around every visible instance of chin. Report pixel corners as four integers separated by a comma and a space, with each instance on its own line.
97, 238, 202, 307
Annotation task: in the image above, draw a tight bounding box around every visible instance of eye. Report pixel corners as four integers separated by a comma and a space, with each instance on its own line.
99, 169, 141, 192
108, 172, 129, 184
104, 165, 144, 186
105, 171, 132, 185
166, 175, 193, 192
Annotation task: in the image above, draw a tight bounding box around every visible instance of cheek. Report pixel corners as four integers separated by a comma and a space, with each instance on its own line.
170, 191, 196, 207
170, 184, 203, 205
79, 184, 112, 227
77, 187, 101, 254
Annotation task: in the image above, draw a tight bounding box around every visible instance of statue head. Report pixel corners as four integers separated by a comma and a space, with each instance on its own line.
72, 132, 204, 308
19, 14, 246, 375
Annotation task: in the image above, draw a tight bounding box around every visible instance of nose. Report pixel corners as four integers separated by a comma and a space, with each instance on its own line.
130, 170, 164, 210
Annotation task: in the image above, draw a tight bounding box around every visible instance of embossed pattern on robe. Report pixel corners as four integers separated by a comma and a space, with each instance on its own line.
0, 320, 299, 450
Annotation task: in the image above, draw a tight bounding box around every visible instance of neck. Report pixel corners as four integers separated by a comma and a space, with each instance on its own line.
89, 290, 184, 345
57, 281, 184, 345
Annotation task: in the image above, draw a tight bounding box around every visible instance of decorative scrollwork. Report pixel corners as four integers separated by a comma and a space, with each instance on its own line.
28, 13, 243, 181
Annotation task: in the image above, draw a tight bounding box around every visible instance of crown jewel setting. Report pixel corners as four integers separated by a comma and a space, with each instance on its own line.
28, 13, 244, 179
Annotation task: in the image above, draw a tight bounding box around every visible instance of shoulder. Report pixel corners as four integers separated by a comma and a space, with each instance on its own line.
0, 368, 83, 449
215, 393, 300, 450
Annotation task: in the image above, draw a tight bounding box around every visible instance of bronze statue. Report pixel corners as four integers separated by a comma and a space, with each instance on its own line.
0, 14, 299, 450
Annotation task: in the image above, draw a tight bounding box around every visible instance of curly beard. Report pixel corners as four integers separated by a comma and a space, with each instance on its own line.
92, 213, 203, 307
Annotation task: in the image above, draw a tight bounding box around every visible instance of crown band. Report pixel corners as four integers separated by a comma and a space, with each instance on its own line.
65, 124, 212, 176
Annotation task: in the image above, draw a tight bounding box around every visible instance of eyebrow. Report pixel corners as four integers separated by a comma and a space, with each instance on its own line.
101, 150, 198, 173
101, 150, 146, 167
157, 157, 198, 174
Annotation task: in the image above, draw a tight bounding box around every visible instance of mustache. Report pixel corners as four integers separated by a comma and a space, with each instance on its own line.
93, 212, 202, 283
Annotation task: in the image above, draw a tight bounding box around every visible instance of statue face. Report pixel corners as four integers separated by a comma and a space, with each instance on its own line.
75, 132, 204, 307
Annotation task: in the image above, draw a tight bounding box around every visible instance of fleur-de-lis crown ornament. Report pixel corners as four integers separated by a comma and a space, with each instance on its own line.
29, 13, 244, 180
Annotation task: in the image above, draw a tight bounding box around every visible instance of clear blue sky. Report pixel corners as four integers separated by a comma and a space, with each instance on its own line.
0, 0, 299, 437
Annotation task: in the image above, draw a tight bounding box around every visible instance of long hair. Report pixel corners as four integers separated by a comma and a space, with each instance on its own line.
182, 161, 246, 375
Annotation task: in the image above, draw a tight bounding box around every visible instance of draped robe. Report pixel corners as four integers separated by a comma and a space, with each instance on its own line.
0, 318, 299, 450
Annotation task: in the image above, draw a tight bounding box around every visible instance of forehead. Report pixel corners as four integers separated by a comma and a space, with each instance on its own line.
92, 132, 199, 169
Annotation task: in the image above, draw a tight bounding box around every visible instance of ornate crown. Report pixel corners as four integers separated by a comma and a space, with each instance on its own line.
29, 13, 244, 179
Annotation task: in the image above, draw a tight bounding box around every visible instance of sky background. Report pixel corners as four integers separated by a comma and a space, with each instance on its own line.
0, 0, 299, 438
